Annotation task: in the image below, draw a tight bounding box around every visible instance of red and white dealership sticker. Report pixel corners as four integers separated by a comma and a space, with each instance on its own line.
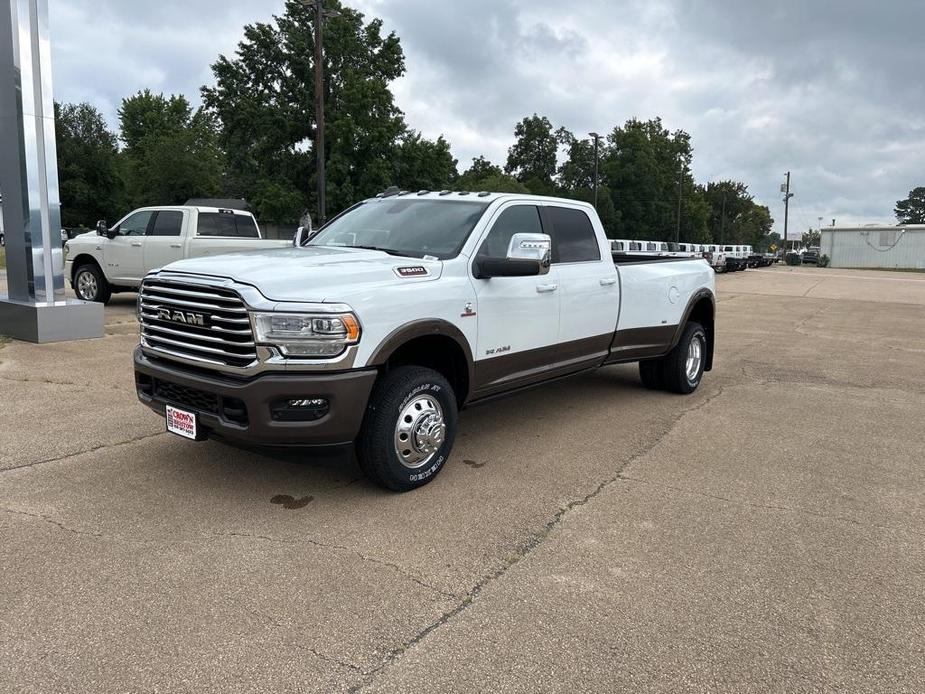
166, 405, 198, 440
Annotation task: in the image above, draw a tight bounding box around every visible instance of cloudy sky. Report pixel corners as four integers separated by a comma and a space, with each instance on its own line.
49, 0, 925, 236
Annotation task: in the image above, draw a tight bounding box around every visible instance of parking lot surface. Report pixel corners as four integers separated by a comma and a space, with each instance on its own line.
1, 265, 924, 692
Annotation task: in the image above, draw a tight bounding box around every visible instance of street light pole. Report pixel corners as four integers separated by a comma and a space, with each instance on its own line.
589, 132, 601, 209
720, 192, 726, 245
782, 171, 793, 252
676, 162, 683, 243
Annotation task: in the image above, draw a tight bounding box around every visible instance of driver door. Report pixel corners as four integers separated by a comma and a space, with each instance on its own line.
471, 204, 560, 397
105, 210, 152, 283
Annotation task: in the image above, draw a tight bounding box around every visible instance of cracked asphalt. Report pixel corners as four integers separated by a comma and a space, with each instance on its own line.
1, 265, 924, 693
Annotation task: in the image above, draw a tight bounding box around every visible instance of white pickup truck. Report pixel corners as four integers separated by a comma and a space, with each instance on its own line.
64, 205, 291, 303
133, 192, 716, 491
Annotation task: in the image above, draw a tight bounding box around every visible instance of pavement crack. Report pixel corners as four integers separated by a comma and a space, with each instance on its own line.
0, 431, 166, 474
349, 383, 730, 692
243, 607, 366, 674
0, 506, 102, 538
210, 532, 456, 600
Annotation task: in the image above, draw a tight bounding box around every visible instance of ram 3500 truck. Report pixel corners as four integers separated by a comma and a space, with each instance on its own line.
133, 192, 716, 491
64, 205, 291, 304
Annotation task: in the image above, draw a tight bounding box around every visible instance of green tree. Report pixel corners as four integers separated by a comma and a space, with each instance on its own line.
701, 180, 773, 247
54, 102, 120, 227
895, 186, 925, 224
203, 0, 450, 222
601, 118, 695, 241
504, 114, 559, 195
556, 130, 619, 234
118, 90, 223, 209
393, 133, 457, 191
455, 156, 528, 193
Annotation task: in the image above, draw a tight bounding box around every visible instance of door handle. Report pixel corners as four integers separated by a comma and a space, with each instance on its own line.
131, 242, 143, 247
170, 244, 182, 248
536, 283, 558, 293
599, 277, 617, 286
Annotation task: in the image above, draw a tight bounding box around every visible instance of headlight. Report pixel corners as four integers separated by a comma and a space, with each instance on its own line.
252, 312, 361, 357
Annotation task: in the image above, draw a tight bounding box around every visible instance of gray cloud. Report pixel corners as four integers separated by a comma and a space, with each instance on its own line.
48, 0, 925, 234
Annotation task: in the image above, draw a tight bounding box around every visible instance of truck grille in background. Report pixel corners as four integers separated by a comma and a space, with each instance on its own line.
139, 279, 257, 369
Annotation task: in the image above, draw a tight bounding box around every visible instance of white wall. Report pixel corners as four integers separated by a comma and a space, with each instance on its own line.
821, 226, 925, 269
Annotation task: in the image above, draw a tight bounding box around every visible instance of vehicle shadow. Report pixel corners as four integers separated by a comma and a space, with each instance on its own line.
177, 363, 649, 497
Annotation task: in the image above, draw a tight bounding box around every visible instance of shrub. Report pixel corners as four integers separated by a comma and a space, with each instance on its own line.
818, 254, 831, 267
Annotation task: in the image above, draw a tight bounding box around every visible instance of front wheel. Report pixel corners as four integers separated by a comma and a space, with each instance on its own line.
74, 264, 111, 304
356, 366, 458, 491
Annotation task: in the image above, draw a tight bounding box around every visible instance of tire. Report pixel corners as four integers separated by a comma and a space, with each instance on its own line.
639, 359, 665, 390
356, 366, 458, 492
73, 263, 111, 304
660, 321, 707, 394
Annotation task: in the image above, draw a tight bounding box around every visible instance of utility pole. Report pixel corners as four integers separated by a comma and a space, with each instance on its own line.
303, 0, 338, 224
313, 0, 326, 224
720, 192, 727, 245
589, 132, 601, 209
676, 163, 683, 243
781, 171, 793, 252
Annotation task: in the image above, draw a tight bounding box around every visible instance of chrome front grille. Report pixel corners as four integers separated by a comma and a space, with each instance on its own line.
139, 279, 257, 369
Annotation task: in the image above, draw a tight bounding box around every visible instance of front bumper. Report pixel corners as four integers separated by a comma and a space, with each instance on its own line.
134, 347, 377, 446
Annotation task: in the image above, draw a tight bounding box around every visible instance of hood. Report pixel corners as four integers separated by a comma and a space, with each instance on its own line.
158, 246, 443, 303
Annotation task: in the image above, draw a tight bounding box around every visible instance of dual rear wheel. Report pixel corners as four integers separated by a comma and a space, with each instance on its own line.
639, 321, 707, 394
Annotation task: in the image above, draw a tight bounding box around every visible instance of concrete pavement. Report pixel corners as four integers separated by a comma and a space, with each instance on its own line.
1, 266, 923, 692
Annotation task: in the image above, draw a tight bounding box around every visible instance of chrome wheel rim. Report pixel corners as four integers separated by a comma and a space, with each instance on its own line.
685, 335, 703, 383
394, 394, 446, 469
76, 271, 97, 300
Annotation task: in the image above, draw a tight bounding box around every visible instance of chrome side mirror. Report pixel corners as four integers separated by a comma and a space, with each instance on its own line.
506, 232, 551, 274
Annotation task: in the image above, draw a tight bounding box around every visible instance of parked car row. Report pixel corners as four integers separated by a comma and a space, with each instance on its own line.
610, 240, 777, 274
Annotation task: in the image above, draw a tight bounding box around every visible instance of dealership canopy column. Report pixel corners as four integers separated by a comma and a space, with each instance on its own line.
0, 0, 103, 342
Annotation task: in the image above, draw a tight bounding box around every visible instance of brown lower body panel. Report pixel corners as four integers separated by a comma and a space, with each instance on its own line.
604, 325, 677, 363
470, 327, 677, 402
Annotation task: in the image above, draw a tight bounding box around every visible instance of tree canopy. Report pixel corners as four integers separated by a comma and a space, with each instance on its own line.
54, 102, 120, 227
118, 90, 223, 210
895, 187, 925, 225
49, 0, 778, 251
201, 0, 452, 223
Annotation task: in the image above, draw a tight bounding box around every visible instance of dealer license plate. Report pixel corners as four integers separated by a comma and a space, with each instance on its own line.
166, 405, 198, 440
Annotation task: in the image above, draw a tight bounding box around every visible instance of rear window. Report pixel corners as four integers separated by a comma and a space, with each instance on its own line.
197, 212, 260, 238
546, 207, 601, 263
150, 211, 183, 237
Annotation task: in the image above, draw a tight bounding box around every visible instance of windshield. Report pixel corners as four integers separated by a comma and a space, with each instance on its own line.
308, 198, 490, 259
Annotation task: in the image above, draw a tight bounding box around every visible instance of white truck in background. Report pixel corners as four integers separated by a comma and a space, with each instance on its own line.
64, 205, 292, 303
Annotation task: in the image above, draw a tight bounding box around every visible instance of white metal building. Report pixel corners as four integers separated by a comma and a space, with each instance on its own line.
820, 225, 925, 269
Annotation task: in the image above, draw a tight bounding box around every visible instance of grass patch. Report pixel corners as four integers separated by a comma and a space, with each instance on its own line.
0, 246, 5, 270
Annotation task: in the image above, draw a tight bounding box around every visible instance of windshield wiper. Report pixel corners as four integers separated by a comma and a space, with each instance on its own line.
350, 245, 416, 258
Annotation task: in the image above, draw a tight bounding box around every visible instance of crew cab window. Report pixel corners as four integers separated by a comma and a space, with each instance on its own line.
477, 205, 543, 259
546, 206, 600, 263
629, 241, 641, 251
117, 211, 152, 236
612, 241, 625, 251
724, 246, 734, 252
149, 211, 183, 237
198, 212, 260, 238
